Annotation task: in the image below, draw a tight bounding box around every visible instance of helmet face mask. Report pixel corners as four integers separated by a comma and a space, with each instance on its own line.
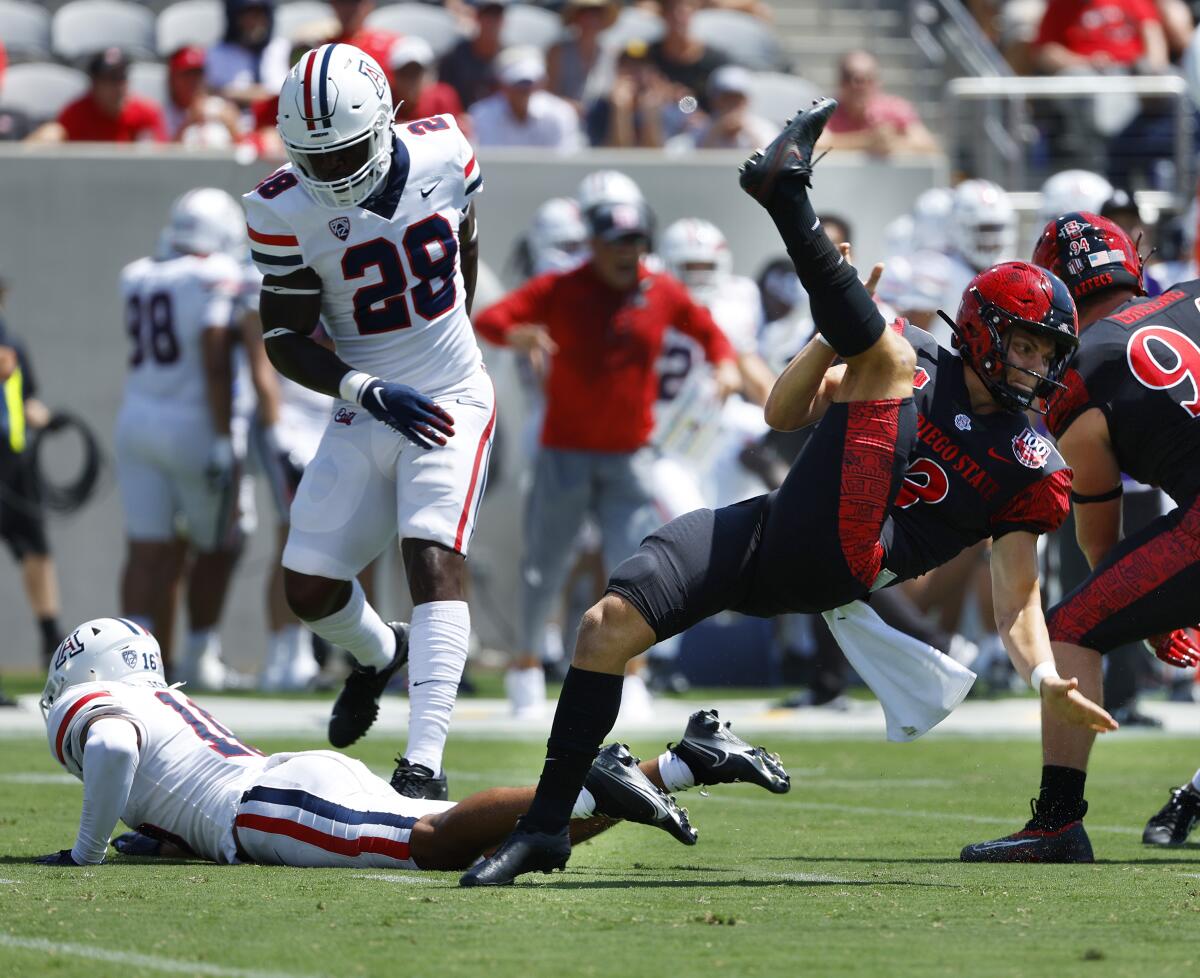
950, 180, 1017, 272
943, 262, 1079, 414
40, 618, 166, 719
277, 45, 395, 210
660, 218, 732, 297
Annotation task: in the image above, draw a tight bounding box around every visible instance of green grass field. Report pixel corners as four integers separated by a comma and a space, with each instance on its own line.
1, 730, 1198, 978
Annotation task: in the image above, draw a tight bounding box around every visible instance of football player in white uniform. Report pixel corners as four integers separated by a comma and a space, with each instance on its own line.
243, 44, 494, 801
35, 618, 790, 868
116, 188, 260, 689
939, 179, 1017, 346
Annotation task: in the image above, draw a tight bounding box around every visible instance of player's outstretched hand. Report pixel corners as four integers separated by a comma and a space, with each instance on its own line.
36, 849, 82, 866
1041, 676, 1119, 733
1143, 628, 1200, 669
362, 379, 455, 449
112, 831, 163, 857
204, 436, 236, 493
837, 242, 884, 296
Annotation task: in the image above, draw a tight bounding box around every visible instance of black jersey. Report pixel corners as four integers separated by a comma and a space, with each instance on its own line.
1045, 281, 1200, 504
882, 322, 1073, 583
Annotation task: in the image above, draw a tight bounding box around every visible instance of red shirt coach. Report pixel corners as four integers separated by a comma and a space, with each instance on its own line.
475, 209, 737, 453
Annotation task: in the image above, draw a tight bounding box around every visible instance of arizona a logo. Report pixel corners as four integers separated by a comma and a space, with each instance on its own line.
358, 59, 387, 99
329, 217, 351, 241
1012, 428, 1051, 469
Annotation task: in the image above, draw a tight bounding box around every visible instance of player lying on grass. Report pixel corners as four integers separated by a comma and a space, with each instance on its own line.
34, 618, 789, 869
462, 98, 1117, 887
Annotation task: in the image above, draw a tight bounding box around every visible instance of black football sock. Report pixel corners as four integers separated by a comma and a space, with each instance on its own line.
1037, 765, 1087, 826
764, 184, 886, 359
521, 666, 624, 833
39, 616, 62, 665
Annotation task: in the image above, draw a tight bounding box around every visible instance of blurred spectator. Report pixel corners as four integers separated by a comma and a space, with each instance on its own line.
818, 212, 853, 248
441, 0, 507, 111
648, 0, 728, 114
1101, 188, 1167, 292
165, 47, 241, 147
389, 37, 470, 133
676, 65, 774, 149
1033, 0, 1168, 74
1156, 0, 1195, 59
29, 48, 167, 144
823, 50, 939, 156
702, 0, 774, 19
326, 0, 399, 72
469, 48, 584, 150
207, 0, 292, 109
0, 39, 32, 142
586, 40, 671, 147
547, 0, 617, 110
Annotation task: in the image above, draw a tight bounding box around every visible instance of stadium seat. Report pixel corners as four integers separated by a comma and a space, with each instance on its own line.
0, 62, 89, 122
274, 1, 335, 44
51, 0, 156, 62
365, 3, 464, 59
600, 6, 664, 52
690, 9, 787, 72
500, 4, 563, 51
128, 60, 168, 106
0, 0, 52, 61
156, 0, 224, 57
745, 71, 820, 127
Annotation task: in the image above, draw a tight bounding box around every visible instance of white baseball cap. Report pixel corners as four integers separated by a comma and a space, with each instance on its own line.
390, 36, 435, 69
498, 47, 546, 86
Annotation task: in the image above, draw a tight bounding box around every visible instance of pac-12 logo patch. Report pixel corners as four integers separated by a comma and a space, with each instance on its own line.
954, 413, 971, 431
329, 217, 351, 241
122, 650, 138, 668
1012, 428, 1051, 469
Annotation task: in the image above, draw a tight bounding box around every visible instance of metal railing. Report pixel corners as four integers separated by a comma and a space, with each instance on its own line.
909, 0, 1011, 80
946, 74, 1194, 204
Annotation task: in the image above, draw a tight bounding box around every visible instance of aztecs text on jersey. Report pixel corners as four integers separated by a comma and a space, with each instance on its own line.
119, 252, 242, 412
1045, 279, 1200, 503
882, 321, 1072, 582
46, 682, 267, 862
243, 114, 484, 395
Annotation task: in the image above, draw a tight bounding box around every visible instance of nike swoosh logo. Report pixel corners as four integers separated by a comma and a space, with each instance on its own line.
987, 448, 1014, 465
410, 680, 443, 687
686, 742, 727, 767
420, 180, 442, 198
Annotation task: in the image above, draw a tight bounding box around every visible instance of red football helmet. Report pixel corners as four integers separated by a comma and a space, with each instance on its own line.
1031, 211, 1145, 302
941, 261, 1079, 413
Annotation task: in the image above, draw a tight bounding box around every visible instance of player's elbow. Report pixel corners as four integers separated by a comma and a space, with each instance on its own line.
85, 720, 140, 773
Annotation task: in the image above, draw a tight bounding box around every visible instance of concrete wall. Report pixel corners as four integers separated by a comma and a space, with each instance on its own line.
0, 146, 944, 671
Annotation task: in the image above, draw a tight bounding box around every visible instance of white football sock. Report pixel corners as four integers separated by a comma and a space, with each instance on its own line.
404, 601, 469, 774
304, 580, 394, 670
1190, 768, 1200, 794
505, 666, 546, 718
657, 750, 696, 793
185, 628, 217, 662
571, 786, 597, 819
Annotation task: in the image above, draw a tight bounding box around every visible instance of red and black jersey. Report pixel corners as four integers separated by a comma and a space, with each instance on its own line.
882, 322, 1073, 582
1045, 280, 1200, 504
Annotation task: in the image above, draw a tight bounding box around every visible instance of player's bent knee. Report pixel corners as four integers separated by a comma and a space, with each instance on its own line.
283, 570, 349, 621
573, 595, 651, 671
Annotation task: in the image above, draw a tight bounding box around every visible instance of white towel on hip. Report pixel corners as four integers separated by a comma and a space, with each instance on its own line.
821, 599, 976, 742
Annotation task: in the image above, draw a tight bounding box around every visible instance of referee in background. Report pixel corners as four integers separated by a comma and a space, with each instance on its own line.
475, 199, 740, 716
0, 275, 64, 677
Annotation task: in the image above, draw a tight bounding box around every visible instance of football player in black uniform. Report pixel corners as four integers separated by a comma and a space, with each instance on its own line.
461, 99, 1116, 887
963, 211, 1200, 863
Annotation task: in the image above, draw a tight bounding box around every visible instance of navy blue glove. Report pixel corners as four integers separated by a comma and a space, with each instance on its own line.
361, 379, 455, 449
112, 831, 163, 857
36, 849, 82, 866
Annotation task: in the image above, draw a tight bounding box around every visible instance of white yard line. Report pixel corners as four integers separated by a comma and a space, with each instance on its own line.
351, 873, 439, 885
0, 934, 324, 978
0, 773, 77, 784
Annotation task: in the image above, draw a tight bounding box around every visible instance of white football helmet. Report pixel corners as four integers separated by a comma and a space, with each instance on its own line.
161, 187, 247, 258
1038, 169, 1114, 226
40, 618, 164, 718
949, 179, 1017, 271
660, 218, 732, 295
875, 250, 956, 315
527, 197, 588, 275
575, 169, 644, 217
911, 187, 954, 253
883, 214, 914, 258
276, 43, 394, 209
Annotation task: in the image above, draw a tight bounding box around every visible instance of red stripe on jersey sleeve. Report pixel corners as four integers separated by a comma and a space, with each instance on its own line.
55, 691, 112, 765
247, 226, 299, 247
464, 155, 477, 178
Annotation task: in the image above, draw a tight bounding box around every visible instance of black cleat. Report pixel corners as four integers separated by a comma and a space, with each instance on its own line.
738, 96, 837, 204
389, 757, 448, 800
327, 622, 409, 748
670, 709, 791, 794
459, 821, 571, 887
585, 744, 697, 845
1143, 784, 1200, 846
961, 799, 1094, 863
